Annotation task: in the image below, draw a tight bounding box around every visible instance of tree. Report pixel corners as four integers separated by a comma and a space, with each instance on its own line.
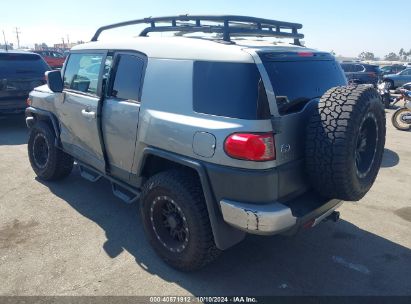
358, 51, 375, 60
384, 52, 400, 61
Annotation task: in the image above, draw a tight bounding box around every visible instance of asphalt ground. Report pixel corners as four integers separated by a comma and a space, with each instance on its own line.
0, 109, 410, 296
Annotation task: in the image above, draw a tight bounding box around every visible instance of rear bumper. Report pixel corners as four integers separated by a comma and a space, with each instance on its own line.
220, 195, 342, 235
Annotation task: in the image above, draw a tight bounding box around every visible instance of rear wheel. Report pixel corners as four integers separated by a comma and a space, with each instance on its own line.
392, 108, 411, 131
384, 80, 394, 90
306, 85, 386, 201
28, 121, 73, 180
140, 170, 220, 271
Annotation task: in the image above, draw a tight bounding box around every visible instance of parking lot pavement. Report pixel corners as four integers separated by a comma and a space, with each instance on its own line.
0, 110, 410, 296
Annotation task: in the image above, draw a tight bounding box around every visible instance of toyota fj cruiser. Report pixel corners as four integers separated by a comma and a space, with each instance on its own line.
25, 15, 386, 271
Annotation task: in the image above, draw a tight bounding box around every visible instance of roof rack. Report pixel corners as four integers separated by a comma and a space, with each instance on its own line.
91, 15, 304, 45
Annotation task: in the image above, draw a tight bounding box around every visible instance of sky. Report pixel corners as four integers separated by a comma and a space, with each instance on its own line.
1, 0, 410, 58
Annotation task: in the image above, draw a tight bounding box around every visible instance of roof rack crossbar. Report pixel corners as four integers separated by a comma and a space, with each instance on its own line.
91, 15, 304, 44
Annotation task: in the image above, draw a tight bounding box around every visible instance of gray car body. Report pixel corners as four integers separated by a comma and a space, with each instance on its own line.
384, 68, 411, 88
26, 37, 343, 250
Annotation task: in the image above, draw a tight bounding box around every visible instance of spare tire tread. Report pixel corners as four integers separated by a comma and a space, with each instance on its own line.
306, 85, 385, 201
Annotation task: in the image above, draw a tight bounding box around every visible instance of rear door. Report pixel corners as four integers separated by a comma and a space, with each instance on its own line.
258, 51, 347, 197
101, 52, 146, 181
259, 52, 347, 164
58, 51, 107, 172
0, 53, 48, 111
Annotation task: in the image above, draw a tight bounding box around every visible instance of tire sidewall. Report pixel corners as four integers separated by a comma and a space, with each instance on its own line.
347, 100, 386, 195
28, 122, 57, 179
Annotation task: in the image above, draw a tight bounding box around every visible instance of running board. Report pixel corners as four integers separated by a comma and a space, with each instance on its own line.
111, 182, 140, 204
79, 165, 102, 182
77, 162, 140, 204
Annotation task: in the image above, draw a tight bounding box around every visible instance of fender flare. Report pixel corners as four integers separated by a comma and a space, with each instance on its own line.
138, 147, 246, 250
25, 107, 61, 146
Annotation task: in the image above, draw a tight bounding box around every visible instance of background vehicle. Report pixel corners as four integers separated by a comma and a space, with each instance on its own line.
383, 68, 411, 89
0, 51, 49, 114
33, 50, 66, 69
379, 65, 405, 76
340, 62, 380, 86
392, 89, 411, 131
25, 15, 386, 271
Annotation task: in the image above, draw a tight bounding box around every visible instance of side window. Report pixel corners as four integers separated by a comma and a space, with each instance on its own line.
63, 53, 103, 95
353, 64, 365, 72
109, 54, 144, 101
341, 64, 353, 72
193, 61, 265, 119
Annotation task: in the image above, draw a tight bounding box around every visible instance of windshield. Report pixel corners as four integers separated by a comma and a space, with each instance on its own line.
0, 53, 50, 78
260, 53, 347, 115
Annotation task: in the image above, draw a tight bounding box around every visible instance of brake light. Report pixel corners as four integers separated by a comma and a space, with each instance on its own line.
224, 133, 275, 161
298, 52, 314, 57
26, 98, 32, 106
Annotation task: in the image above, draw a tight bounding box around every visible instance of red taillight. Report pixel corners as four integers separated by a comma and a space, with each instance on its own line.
298, 52, 314, 57
26, 98, 32, 106
224, 133, 275, 161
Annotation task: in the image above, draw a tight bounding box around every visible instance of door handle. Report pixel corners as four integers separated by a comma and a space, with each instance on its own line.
81, 109, 96, 119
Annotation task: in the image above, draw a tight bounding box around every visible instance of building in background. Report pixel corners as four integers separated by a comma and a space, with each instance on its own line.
33, 40, 84, 52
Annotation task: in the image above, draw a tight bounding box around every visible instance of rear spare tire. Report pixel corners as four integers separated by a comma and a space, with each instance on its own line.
306, 85, 386, 201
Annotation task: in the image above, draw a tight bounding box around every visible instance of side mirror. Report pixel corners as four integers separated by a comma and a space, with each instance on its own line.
45, 70, 63, 93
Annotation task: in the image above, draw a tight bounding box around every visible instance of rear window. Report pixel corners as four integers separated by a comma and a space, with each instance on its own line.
193, 61, 270, 120
261, 53, 347, 115
0, 53, 50, 78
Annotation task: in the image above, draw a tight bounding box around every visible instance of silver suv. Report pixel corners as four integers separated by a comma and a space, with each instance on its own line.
25, 15, 386, 271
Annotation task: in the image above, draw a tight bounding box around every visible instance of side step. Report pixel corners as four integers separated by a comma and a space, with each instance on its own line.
77, 163, 141, 204
111, 182, 140, 204
79, 165, 102, 182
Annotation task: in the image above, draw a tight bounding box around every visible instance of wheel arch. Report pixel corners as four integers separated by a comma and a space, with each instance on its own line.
137, 147, 246, 250
25, 107, 61, 146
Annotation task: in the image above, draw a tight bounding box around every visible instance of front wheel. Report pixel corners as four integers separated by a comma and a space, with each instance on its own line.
140, 170, 220, 271
28, 121, 73, 180
392, 108, 411, 131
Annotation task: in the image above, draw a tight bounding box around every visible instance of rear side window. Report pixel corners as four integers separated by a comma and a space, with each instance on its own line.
193, 61, 270, 120
109, 54, 144, 101
340, 64, 353, 72
353, 64, 365, 72
63, 53, 103, 95
0, 53, 50, 78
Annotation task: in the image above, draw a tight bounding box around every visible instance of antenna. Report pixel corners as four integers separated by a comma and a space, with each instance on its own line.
14, 27, 21, 49
2, 30, 8, 51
